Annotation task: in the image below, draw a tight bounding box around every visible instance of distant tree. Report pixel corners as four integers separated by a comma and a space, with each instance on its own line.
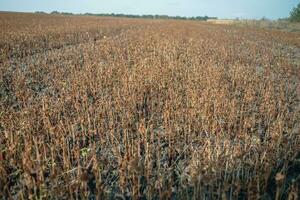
35, 11, 47, 14
61, 12, 73, 15
51, 11, 60, 15
49, 11, 216, 21
290, 2, 300, 22
260, 16, 269, 21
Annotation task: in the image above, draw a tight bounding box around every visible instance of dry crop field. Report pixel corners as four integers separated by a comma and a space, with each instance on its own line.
0, 12, 300, 199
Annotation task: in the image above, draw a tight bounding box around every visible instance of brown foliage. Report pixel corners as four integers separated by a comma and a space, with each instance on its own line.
0, 12, 299, 199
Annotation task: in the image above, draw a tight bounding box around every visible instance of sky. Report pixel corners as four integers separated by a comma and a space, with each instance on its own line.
0, 0, 299, 20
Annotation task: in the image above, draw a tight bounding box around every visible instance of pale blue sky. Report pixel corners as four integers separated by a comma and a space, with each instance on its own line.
0, 0, 299, 19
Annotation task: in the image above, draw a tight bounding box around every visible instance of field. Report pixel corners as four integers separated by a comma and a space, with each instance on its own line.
207, 19, 300, 32
0, 12, 300, 199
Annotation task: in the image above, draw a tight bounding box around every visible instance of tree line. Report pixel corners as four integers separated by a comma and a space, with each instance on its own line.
35, 11, 217, 21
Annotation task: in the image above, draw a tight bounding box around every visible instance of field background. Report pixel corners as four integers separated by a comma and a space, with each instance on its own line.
0, 12, 300, 199
207, 19, 300, 33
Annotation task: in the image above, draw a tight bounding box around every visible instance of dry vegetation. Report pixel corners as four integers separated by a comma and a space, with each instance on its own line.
232, 20, 300, 33
207, 19, 300, 33
0, 12, 300, 199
